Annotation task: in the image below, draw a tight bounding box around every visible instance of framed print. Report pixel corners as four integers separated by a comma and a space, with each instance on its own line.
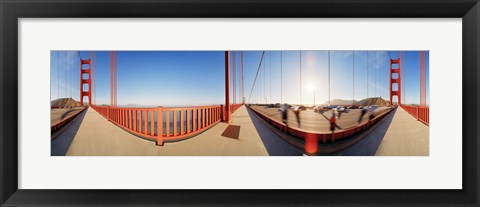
1, 0, 479, 206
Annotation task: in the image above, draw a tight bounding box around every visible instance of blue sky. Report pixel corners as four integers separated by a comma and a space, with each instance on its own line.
50, 50, 429, 106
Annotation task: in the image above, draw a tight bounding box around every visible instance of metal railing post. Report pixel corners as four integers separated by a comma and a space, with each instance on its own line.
220, 105, 224, 121
156, 106, 164, 146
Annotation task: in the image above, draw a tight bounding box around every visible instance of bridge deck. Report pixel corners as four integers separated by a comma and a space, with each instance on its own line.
51, 105, 428, 156
249, 105, 392, 133
52, 105, 270, 156
51, 108, 85, 126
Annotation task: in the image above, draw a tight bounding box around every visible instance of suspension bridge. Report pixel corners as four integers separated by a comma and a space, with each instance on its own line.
50, 51, 429, 156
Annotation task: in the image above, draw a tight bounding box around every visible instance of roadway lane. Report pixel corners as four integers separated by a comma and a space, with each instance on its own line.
249, 105, 392, 133
51, 108, 85, 126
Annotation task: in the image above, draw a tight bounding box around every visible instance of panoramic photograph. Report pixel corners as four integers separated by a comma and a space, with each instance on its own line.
50, 50, 429, 156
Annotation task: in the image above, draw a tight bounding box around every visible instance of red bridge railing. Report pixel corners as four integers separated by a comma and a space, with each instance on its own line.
51, 107, 87, 137
91, 105, 225, 145
230, 103, 242, 114
400, 105, 429, 126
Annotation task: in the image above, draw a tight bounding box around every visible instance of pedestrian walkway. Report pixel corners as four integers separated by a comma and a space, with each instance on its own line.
332, 107, 429, 156
52, 105, 269, 156
374, 107, 429, 156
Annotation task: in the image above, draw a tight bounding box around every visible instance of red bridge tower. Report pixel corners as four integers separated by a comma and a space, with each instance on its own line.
80, 58, 92, 106
389, 57, 401, 105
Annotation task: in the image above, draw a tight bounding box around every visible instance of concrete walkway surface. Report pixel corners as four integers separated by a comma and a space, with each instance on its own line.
53, 106, 269, 156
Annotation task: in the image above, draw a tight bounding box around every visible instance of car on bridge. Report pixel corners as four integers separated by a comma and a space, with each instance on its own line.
336, 106, 346, 112
313, 105, 327, 112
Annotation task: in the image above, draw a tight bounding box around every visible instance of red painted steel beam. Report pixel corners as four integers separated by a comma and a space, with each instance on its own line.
79, 54, 92, 106
110, 51, 118, 107
225, 51, 231, 123
420, 51, 426, 106
389, 55, 401, 105
233, 51, 236, 105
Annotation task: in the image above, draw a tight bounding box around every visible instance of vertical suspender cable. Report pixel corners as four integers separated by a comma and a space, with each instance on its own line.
57, 51, 60, 99
91, 52, 93, 104
403, 52, 406, 104
235, 51, 237, 104
232, 51, 236, 105
71, 52, 73, 101
94, 52, 96, 105
367, 51, 370, 101
280, 51, 283, 104
115, 52, 117, 106
110, 52, 112, 106
382, 51, 384, 99
259, 55, 261, 103
353, 51, 355, 105
299, 51, 302, 105
64, 51, 67, 98
241, 51, 244, 103
270, 51, 272, 103
71, 52, 73, 99
115, 51, 116, 106
328, 51, 330, 105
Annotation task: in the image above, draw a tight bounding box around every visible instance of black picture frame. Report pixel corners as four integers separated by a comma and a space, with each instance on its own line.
1, 0, 479, 206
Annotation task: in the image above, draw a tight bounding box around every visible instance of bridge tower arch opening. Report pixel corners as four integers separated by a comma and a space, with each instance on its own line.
80, 58, 92, 106
389, 57, 401, 106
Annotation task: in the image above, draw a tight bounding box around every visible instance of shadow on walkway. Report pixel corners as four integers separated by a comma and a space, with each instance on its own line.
332, 108, 396, 156
246, 108, 303, 156
51, 109, 88, 156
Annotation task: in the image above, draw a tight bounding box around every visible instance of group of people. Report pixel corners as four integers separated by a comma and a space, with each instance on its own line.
279, 104, 377, 134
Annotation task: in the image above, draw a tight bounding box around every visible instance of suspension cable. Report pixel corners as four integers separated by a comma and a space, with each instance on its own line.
270, 51, 272, 103
263, 51, 266, 103
247, 51, 266, 104
280, 51, 283, 103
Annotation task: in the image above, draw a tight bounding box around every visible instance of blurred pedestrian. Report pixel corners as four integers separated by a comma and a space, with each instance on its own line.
330, 110, 337, 142
330, 110, 337, 132
280, 103, 289, 131
358, 106, 367, 123
293, 106, 301, 128
369, 106, 376, 121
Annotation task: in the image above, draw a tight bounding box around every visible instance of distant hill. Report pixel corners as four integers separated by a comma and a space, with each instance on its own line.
326, 99, 356, 105
323, 97, 390, 106
51, 98, 81, 107
356, 97, 390, 106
